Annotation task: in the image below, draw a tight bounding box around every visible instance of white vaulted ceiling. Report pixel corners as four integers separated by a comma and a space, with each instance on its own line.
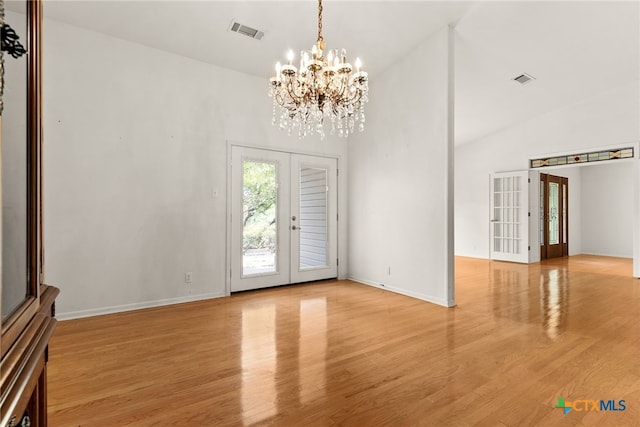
42, 1, 473, 78
41, 0, 639, 145
454, 1, 639, 144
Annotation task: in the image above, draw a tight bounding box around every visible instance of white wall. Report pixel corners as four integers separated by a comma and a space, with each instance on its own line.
348, 27, 454, 307
580, 161, 634, 258
455, 81, 640, 259
563, 168, 582, 256
43, 18, 349, 319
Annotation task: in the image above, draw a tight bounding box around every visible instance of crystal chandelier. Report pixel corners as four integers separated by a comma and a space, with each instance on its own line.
269, 0, 368, 139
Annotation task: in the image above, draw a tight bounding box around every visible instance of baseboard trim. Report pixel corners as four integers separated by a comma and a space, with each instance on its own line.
56, 292, 226, 321
348, 276, 454, 308
578, 252, 632, 259
454, 253, 489, 260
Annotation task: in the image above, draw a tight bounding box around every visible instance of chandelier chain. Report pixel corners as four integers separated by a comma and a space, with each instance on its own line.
317, 0, 323, 44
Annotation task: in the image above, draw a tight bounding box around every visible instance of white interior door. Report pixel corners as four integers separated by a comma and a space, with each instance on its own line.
290, 154, 338, 283
490, 171, 530, 263
230, 147, 337, 292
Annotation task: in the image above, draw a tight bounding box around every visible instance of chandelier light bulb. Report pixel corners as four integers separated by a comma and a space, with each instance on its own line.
269, 0, 368, 139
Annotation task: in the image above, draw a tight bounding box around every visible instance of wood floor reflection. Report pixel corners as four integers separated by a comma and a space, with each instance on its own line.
48, 256, 640, 426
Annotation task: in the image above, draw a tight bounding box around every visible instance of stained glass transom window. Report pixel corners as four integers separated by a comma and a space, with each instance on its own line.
531, 148, 634, 169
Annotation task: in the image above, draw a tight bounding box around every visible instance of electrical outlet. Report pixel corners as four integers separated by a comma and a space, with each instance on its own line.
185, 272, 192, 284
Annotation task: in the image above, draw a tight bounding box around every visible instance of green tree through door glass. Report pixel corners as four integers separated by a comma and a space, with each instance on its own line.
242, 161, 277, 275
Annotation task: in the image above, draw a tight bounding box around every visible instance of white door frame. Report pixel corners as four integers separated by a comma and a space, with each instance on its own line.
528, 142, 640, 277
225, 142, 342, 295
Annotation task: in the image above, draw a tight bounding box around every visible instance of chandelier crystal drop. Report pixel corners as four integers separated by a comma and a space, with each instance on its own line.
269, 0, 368, 140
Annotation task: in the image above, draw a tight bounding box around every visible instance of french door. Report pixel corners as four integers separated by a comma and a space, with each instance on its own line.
490, 171, 531, 263
230, 146, 338, 292
540, 173, 569, 259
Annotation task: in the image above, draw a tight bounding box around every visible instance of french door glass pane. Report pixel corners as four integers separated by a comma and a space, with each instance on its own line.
493, 176, 522, 255
299, 167, 328, 269
242, 160, 277, 276
549, 182, 559, 245
540, 181, 544, 244
563, 183, 567, 244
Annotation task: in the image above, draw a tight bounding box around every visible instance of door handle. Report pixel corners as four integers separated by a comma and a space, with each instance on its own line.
292, 225, 301, 230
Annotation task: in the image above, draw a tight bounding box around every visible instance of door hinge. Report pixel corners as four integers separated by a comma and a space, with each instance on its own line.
528, 212, 531, 217
337, 258, 339, 266
337, 169, 339, 176
528, 178, 531, 183
337, 213, 339, 221
528, 246, 531, 251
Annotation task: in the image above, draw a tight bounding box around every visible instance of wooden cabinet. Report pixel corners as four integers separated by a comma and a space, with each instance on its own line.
1, 1, 59, 425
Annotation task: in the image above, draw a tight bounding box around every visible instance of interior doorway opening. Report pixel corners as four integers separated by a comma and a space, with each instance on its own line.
527, 146, 639, 278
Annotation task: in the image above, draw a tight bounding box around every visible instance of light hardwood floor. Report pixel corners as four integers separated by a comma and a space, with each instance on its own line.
48, 255, 640, 426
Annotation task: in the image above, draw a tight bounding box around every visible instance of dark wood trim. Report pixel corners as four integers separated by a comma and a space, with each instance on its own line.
546, 174, 564, 258
562, 177, 569, 257
26, 363, 48, 425
1, 1, 59, 425
28, 0, 43, 300
1, 0, 43, 357
540, 173, 569, 260
35, 0, 45, 286
1, 298, 39, 358
540, 173, 547, 260
1, 287, 58, 426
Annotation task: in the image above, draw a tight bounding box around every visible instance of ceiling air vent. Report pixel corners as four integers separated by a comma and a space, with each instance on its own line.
229, 21, 264, 40
513, 73, 535, 85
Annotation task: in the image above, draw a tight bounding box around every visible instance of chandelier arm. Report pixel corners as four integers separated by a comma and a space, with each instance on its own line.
284, 80, 305, 103
274, 93, 287, 109
346, 92, 364, 106
274, 91, 289, 108
342, 83, 367, 104
343, 92, 365, 106
275, 90, 303, 117
333, 78, 349, 101
278, 77, 300, 102
338, 91, 362, 105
